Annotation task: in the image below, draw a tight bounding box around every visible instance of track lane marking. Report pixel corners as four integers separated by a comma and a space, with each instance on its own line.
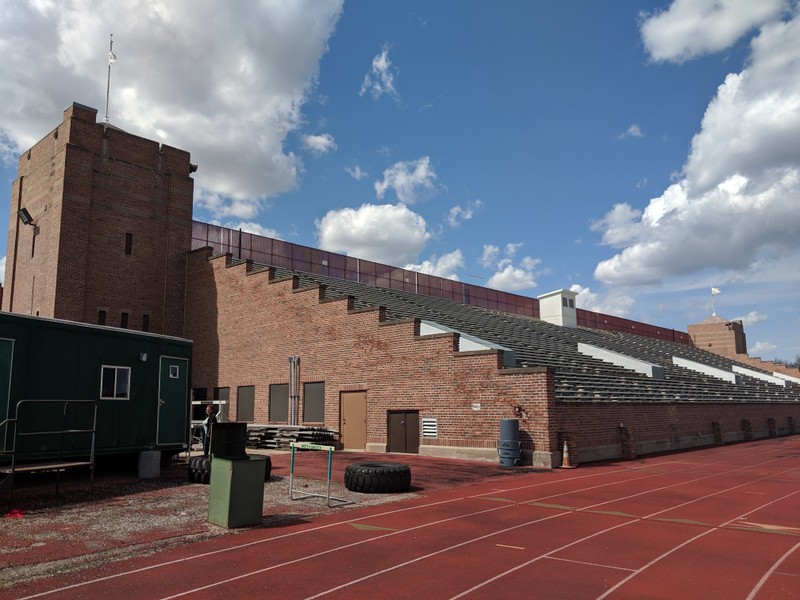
303, 453, 797, 600
448, 461, 800, 600
17, 441, 792, 599
595, 487, 800, 600
746, 541, 800, 599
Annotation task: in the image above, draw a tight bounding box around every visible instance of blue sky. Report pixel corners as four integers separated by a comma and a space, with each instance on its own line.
1, 1, 798, 361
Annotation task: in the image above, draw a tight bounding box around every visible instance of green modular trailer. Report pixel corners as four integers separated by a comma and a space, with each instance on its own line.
0, 312, 192, 463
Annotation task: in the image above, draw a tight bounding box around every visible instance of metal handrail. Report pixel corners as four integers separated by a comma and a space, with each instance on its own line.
2, 400, 98, 501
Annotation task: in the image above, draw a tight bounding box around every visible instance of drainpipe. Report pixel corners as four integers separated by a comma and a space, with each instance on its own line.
289, 356, 300, 426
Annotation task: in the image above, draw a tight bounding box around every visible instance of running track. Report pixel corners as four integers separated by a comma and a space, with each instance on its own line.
7, 437, 800, 599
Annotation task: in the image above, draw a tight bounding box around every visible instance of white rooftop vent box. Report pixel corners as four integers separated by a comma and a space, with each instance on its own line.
537, 289, 577, 328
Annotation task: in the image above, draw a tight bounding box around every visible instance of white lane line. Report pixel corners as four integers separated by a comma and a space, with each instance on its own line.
595, 487, 800, 600
448, 461, 800, 600
745, 540, 800, 600
19, 441, 792, 599
305, 454, 796, 600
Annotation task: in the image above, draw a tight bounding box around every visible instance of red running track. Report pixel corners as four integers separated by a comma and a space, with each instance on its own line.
6, 437, 800, 600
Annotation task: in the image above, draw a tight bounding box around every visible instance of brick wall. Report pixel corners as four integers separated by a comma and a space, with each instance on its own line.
185, 249, 799, 466
557, 400, 799, 462
3, 103, 194, 336
185, 249, 558, 464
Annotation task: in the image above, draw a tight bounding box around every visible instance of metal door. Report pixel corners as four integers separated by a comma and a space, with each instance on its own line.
340, 391, 367, 450
387, 410, 419, 454
157, 356, 189, 445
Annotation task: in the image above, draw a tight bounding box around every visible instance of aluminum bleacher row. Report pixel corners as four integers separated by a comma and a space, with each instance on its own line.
245, 260, 799, 405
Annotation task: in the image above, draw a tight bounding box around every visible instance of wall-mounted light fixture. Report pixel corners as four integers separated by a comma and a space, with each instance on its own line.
139, 352, 148, 362
18, 208, 35, 226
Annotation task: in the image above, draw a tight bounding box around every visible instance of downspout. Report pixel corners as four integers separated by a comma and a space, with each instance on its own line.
289, 356, 300, 426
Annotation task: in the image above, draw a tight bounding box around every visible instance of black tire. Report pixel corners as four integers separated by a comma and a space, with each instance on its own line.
263, 455, 272, 481
188, 456, 211, 485
344, 462, 411, 494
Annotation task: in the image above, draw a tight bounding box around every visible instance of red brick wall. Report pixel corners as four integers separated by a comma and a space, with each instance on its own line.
557, 399, 799, 461
185, 250, 557, 457
185, 249, 799, 465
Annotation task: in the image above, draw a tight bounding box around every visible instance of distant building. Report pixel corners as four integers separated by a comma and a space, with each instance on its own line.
4, 104, 798, 467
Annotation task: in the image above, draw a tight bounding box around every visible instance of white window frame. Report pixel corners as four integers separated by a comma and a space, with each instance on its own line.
100, 365, 131, 400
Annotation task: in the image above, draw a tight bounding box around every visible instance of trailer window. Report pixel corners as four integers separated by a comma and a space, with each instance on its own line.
101, 365, 131, 400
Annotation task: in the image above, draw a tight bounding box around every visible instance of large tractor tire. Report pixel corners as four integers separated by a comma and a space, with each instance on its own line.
188, 456, 211, 484
188, 455, 271, 484
344, 462, 411, 494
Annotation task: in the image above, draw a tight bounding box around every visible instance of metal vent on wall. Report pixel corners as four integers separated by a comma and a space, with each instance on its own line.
421, 417, 438, 438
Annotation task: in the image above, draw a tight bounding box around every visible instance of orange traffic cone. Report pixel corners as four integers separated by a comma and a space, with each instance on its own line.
560, 440, 575, 469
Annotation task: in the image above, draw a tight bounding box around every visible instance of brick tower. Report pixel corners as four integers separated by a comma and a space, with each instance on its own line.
3, 103, 195, 336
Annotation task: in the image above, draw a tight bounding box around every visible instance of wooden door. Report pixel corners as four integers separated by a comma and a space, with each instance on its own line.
340, 391, 367, 450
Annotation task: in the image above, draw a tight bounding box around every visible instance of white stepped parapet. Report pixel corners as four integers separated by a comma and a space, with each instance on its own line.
732, 365, 787, 387
578, 343, 664, 379
673, 356, 741, 384
773, 372, 800, 385
420, 320, 517, 367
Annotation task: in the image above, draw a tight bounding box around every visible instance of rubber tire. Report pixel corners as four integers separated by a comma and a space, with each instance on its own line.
188, 456, 211, 485
189, 456, 270, 483
344, 462, 411, 494
263, 455, 272, 481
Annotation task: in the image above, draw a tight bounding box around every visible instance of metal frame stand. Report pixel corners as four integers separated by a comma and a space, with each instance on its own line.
288, 442, 354, 508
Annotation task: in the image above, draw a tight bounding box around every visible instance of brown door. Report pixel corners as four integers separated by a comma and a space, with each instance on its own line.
387, 411, 419, 454
340, 391, 367, 450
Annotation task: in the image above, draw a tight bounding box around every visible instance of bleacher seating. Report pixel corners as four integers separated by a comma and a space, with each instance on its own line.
249, 261, 800, 405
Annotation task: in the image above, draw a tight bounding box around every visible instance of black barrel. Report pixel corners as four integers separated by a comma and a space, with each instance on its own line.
498, 418, 522, 467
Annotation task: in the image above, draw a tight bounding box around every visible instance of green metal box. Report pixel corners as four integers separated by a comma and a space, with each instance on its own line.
207, 457, 266, 528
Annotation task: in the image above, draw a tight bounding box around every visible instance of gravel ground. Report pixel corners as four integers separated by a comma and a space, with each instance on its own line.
0, 457, 416, 589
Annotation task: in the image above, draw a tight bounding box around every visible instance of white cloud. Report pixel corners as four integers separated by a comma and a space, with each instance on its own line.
0, 0, 343, 219
481, 243, 542, 291
315, 203, 430, 265
374, 157, 437, 204
749, 340, 778, 357
405, 250, 464, 280
570, 284, 636, 318
617, 124, 643, 139
302, 133, 336, 155
345, 164, 368, 180
229, 221, 282, 239
735, 310, 768, 327
640, 0, 787, 63
447, 200, 482, 227
359, 44, 399, 100
479, 245, 499, 268
595, 6, 800, 286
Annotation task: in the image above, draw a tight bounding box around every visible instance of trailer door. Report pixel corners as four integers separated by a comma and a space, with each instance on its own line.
157, 356, 189, 446
0, 338, 13, 450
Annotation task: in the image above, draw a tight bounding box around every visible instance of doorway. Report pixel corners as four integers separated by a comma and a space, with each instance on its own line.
157, 356, 189, 445
340, 391, 367, 450
387, 410, 419, 454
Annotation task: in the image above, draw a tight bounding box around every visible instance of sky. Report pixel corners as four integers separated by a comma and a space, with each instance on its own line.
0, 0, 798, 362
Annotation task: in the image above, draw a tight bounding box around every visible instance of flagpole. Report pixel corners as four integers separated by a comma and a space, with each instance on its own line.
711, 287, 721, 316
104, 34, 114, 124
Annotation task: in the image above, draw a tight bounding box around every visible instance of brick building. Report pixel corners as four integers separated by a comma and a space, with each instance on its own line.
4, 104, 799, 467
3, 103, 194, 336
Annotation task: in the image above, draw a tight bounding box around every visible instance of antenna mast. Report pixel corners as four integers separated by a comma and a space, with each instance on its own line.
104, 33, 116, 124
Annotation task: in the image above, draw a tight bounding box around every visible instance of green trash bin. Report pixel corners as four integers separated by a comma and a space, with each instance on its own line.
207, 456, 266, 528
